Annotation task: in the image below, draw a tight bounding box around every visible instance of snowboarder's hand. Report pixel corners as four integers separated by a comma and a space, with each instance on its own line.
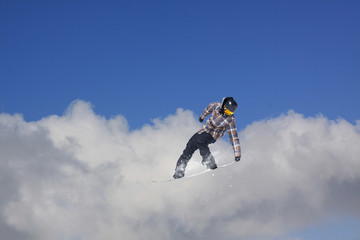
235, 156, 241, 162
199, 117, 204, 123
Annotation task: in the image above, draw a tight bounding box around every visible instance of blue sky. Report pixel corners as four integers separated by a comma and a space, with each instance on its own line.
1, 1, 360, 240
1, 0, 359, 131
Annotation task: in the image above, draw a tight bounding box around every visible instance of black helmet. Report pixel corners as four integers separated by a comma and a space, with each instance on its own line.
221, 97, 237, 116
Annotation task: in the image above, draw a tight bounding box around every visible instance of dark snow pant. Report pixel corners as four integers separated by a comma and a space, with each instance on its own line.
175, 132, 216, 172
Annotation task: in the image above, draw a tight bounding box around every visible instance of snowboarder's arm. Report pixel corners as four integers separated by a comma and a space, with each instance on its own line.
227, 119, 241, 158
199, 102, 217, 122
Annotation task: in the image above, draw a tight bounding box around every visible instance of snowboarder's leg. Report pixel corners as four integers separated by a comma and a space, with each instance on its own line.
182, 133, 200, 157
173, 154, 191, 179
173, 133, 199, 179
198, 133, 217, 170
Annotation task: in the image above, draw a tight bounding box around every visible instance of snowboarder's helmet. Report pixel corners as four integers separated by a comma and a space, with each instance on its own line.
221, 97, 237, 116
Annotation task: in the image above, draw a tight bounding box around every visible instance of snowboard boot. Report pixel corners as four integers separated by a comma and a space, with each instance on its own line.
173, 170, 185, 179
201, 153, 217, 170
173, 154, 191, 179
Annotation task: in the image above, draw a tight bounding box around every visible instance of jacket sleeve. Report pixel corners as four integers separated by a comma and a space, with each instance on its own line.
199, 102, 217, 121
227, 118, 241, 157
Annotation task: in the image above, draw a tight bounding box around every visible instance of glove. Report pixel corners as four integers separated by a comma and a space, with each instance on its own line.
199, 117, 204, 123
235, 156, 241, 162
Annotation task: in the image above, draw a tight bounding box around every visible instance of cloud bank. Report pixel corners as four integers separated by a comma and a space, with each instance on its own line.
0, 100, 359, 240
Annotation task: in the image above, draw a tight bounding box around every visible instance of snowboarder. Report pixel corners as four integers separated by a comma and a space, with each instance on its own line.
173, 97, 241, 179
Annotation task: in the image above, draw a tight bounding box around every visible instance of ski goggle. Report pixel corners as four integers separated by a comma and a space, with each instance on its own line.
224, 108, 234, 116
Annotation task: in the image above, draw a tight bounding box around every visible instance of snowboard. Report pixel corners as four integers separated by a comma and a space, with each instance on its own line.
152, 161, 237, 183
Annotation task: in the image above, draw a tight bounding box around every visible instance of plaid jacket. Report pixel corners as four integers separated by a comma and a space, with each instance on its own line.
198, 102, 241, 157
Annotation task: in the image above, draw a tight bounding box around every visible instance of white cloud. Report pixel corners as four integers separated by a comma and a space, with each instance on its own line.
0, 100, 359, 240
